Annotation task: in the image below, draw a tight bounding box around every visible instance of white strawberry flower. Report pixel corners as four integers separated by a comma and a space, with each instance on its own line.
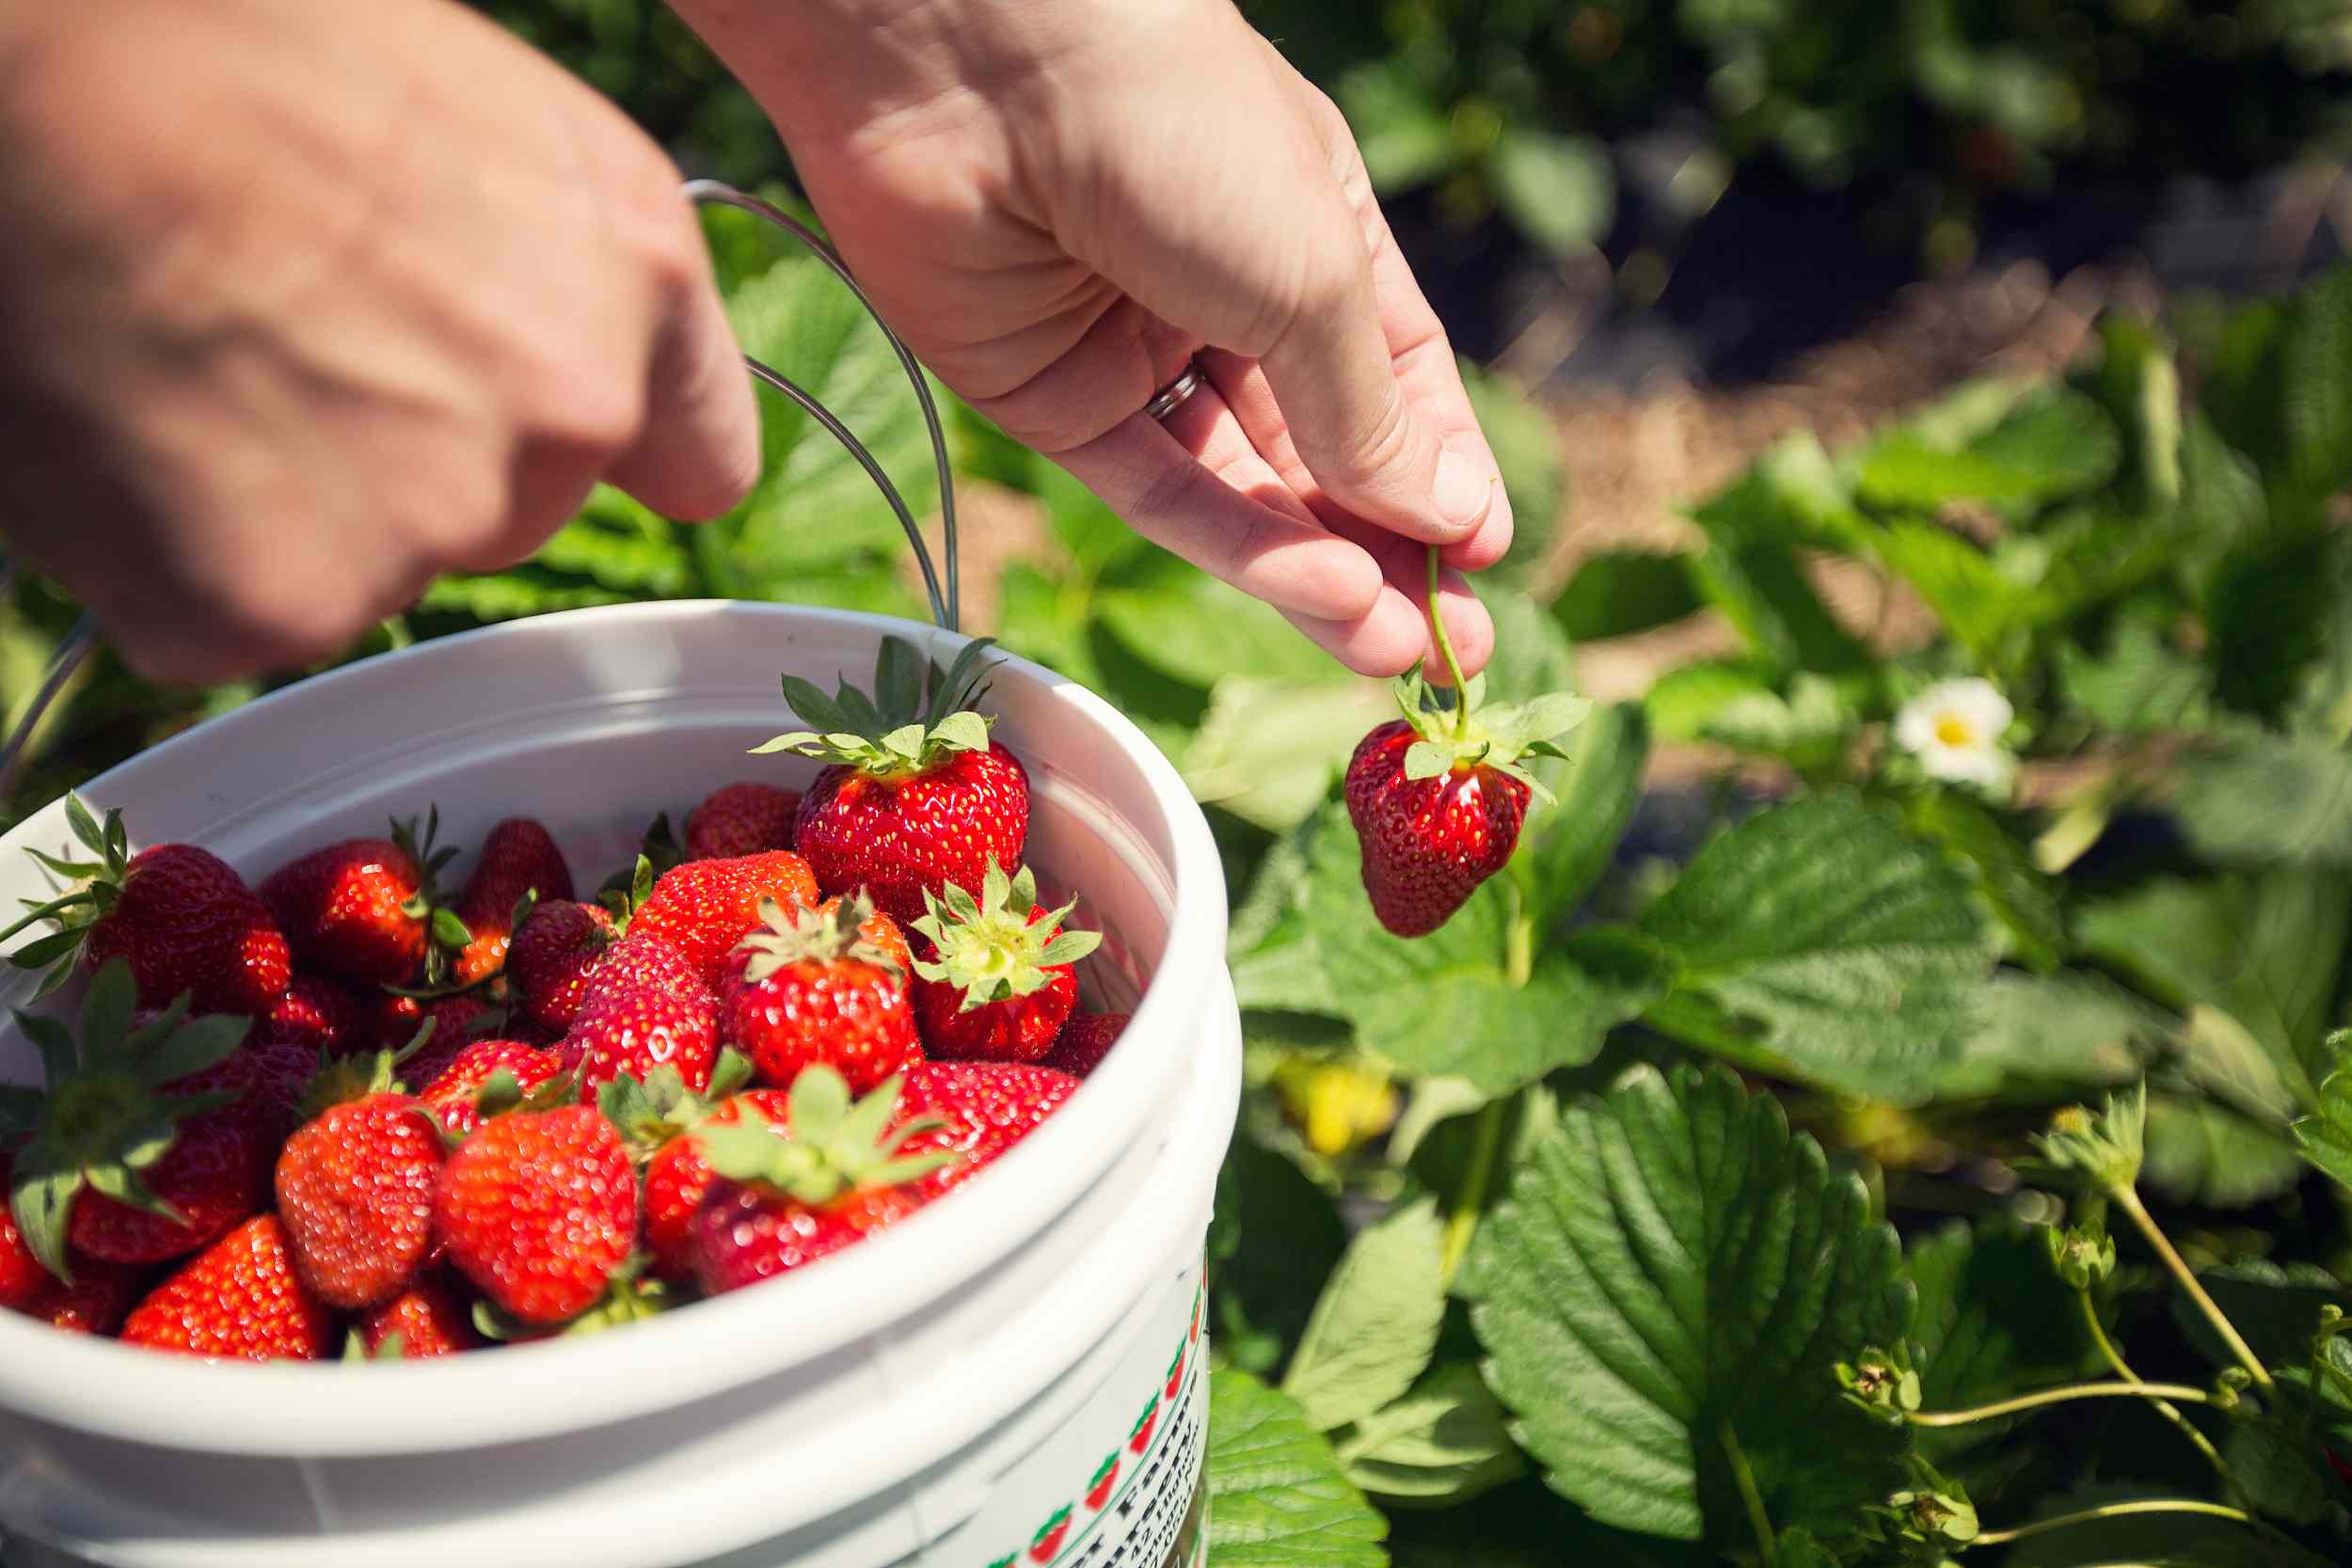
1894, 677, 2016, 793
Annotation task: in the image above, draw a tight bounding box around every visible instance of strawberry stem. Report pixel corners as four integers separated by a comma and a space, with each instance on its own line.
1424, 546, 1472, 742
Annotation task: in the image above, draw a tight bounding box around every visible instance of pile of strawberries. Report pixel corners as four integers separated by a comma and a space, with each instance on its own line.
0, 637, 1129, 1361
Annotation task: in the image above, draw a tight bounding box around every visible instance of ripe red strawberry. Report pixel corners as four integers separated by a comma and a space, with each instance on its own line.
235, 975, 369, 1132
261, 817, 449, 987
1041, 1011, 1128, 1078
720, 895, 921, 1095
120, 1213, 330, 1360
263, 974, 366, 1055
1344, 668, 1590, 937
596, 1053, 766, 1280
761, 636, 1029, 922
507, 899, 615, 1032
367, 992, 500, 1080
893, 1060, 1078, 1199
352, 1275, 481, 1359
434, 1103, 635, 1324
453, 817, 574, 985
567, 980, 719, 1097
818, 894, 914, 975
576, 927, 702, 1010
421, 1037, 565, 1137
0, 1153, 50, 1308
631, 850, 821, 988
274, 1052, 443, 1308
689, 1068, 954, 1295
11, 1256, 141, 1335
686, 783, 802, 861
5, 966, 266, 1277
909, 863, 1100, 1064
0, 795, 289, 1013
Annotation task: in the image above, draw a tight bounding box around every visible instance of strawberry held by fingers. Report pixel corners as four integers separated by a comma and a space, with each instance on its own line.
0, 794, 290, 1013
909, 862, 1101, 1064
720, 895, 921, 1095
2, 961, 264, 1280
1344, 601, 1592, 937
758, 635, 1028, 923
689, 1066, 954, 1295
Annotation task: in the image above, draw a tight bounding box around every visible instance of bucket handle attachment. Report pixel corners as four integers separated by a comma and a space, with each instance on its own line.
0, 181, 965, 802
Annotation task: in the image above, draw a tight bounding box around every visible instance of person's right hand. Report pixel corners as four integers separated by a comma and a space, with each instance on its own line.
0, 0, 759, 683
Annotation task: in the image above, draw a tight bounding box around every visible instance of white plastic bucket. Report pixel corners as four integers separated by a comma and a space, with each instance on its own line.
0, 600, 1241, 1568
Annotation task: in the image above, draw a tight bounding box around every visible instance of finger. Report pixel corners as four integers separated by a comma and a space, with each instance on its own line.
1248, 189, 1498, 550
1199, 351, 1494, 677
1289, 67, 1517, 574
602, 239, 763, 521
1053, 396, 1384, 628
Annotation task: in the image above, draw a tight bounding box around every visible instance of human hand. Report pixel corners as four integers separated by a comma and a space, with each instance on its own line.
671, 0, 1507, 677
0, 0, 759, 683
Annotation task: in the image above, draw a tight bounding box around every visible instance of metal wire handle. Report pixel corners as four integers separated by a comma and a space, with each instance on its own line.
0, 181, 966, 803
683, 180, 961, 635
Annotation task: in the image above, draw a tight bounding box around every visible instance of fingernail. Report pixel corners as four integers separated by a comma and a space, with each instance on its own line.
1434, 450, 1494, 531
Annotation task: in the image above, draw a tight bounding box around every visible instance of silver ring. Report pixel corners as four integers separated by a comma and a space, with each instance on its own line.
1144, 361, 1208, 421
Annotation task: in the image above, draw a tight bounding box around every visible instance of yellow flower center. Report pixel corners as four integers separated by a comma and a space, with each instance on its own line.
1932, 713, 1975, 749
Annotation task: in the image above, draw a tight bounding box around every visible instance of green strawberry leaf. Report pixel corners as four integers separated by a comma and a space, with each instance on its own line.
1096, 555, 1343, 691
1941, 972, 2165, 1101
700, 252, 941, 589
1182, 675, 1395, 834
1635, 796, 1997, 1103
2057, 618, 2216, 732
1280, 1196, 1446, 1432
2166, 1259, 2348, 1373
2292, 1029, 2352, 1194
1856, 383, 2120, 514
1332, 1363, 1526, 1504
1905, 1219, 2100, 1492
1684, 472, 1870, 677
2169, 732, 2352, 869
1206, 1370, 1390, 1568
1233, 802, 1660, 1096
1511, 702, 1647, 934
1903, 789, 2065, 973
1210, 1132, 1349, 1379
1551, 552, 1701, 641
1460, 1065, 1913, 1545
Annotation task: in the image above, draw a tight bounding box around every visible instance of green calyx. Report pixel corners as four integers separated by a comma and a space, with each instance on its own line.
595, 1048, 755, 1163
2028, 1084, 2146, 1196
594, 816, 684, 929
2, 958, 251, 1284
1387, 665, 1594, 808
753, 635, 999, 777
0, 793, 133, 1000
696, 1065, 954, 1207
293, 1045, 403, 1128
391, 806, 471, 989
735, 895, 901, 985
910, 860, 1101, 1013
472, 1253, 683, 1341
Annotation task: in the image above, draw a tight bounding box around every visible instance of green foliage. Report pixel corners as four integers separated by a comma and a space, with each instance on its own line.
1206, 1370, 1391, 1568
1634, 796, 1997, 1102
1460, 1065, 1913, 1546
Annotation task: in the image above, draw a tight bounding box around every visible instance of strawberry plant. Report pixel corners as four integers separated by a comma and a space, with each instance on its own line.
0, 165, 2347, 1565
